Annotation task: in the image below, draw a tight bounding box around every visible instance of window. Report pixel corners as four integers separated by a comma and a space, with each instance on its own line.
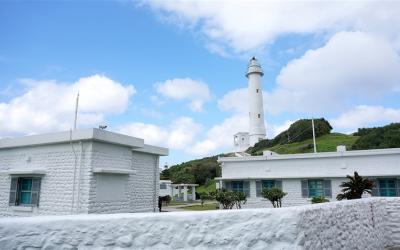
225, 181, 250, 197
9, 177, 41, 206
308, 180, 323, 197
379, 179, 397, 197
262, 180, 276, 189
256, 180, 282, 197
258, 114, 261, 118
160, 183, 167, 189
301, 179, 332, 198
256, 89, 259, 93
232, 181, 243, 193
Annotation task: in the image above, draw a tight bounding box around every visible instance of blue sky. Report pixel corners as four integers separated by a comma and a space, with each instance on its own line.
1, 1, 400, 165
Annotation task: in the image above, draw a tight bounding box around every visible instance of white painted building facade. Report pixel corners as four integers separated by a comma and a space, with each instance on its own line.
0, 128, 168, 217
217, 147, 400, 208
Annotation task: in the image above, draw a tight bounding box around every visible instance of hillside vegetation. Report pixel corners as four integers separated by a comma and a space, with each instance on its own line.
161, 121, 400, 193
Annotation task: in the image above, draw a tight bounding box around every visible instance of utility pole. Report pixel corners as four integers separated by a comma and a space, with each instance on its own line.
312, 118, 317, 153
74, 92, 79, 130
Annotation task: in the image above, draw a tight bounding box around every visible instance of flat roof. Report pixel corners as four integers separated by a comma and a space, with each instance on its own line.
218, 147, 400, 162
0, 128, 168, 156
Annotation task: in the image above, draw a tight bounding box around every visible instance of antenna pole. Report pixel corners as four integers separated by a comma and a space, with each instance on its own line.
74, 92, 79, 130
312, 118, 317, 153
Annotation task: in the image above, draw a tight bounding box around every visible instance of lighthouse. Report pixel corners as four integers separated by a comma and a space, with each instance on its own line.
247, 57, 266, 146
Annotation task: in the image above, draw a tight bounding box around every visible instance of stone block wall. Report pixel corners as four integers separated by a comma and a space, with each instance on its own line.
0, 198, 399, 249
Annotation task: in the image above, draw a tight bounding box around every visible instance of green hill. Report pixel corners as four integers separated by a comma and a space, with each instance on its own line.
258, 133, 359, 155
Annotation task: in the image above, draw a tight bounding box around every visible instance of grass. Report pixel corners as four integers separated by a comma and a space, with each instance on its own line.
168, 200, 196, 206
256, 133, 359, 155
181, 203, 219, 211
197, 179, 217, 194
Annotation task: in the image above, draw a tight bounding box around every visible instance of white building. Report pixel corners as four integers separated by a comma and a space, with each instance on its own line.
159, 180, 172, 197
159, 180, 198, 202
0, 128, 168, 217
217, 146, 400, 208
234, 57, 266, 152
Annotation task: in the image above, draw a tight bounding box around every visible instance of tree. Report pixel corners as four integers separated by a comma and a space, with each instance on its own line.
213, 189, 247, 209
336, 171, 375, 200
311, 196, 329, 204
261, 187, 287, 208
199, 192, 213, 207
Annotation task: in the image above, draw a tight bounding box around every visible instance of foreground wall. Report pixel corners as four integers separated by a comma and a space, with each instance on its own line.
0, 198, 399, 250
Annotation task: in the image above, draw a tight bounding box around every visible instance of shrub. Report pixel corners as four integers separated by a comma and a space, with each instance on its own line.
261, 187, 287, 208
311, 196, 329, 204
212, 189, 247, 209
336, 171, 374, 200
199, 192, 213, 207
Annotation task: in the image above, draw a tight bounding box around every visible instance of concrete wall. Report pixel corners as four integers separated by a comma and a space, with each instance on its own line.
88, 142, 159, 214
0, 198, 399, 250
0, 141, 160, 217
221, 150, 400, 179
0, 142, 93, 217
243, 178, 347, 208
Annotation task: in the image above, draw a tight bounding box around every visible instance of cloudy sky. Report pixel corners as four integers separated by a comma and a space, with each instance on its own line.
1, 1, 400, 164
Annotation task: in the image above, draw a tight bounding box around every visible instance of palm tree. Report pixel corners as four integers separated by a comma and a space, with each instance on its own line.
336, 171, 375, 200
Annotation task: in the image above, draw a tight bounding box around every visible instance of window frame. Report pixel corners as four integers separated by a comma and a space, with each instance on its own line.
9, 176, 41, 207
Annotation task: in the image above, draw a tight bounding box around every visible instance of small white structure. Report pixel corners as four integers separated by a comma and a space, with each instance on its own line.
171, 183, 198, 202
234, 132, 250, 152
159, 180, 172, 197
233, 57, 267, 151
217, 146, 400, 208
0, 128, 168, 217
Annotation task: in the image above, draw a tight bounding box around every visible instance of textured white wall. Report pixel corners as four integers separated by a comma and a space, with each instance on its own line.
243, 178, 347, 208
0, 142, 93, 217
0, 198, 398, 249
0, 141, 160, 216
221, 153, 400, 179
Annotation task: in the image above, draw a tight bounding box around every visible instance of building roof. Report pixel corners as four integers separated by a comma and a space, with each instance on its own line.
218, 147, 400, 163
0, 128, 168, 156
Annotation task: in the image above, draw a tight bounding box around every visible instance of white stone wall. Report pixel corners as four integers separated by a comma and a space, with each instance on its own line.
0, 198, 399, 249
0, 142, 93, 217
0, 141, 160, 217
221, 151, 400, 179
242, 178, 347, 208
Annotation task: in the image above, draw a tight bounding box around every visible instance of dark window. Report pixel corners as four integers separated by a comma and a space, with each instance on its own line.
379, 179, 397, 197
9, 177, 41, 206
258, 114, 261, 118
160, 183, 167, 189
256, 89, 259, 93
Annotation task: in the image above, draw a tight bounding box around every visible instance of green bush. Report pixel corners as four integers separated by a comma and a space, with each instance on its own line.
212, 189, 247, 209
261, 187, 287, 208
311, 196, 329, 204
352, 123, 400, 150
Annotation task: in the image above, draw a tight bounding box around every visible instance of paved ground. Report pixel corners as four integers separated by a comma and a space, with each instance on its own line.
161, 202, 217, 212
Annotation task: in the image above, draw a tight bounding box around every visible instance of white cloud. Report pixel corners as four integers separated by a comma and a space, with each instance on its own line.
0, 75, 135, 136
268, 31, 400, 114
219, 32, 400, 116
155, 78, 212, 112
330, 105, 400, 132
189, 114, 247, 155
143, 0, 400, 54
218, 88, 248, 114
118, 117, 203, 150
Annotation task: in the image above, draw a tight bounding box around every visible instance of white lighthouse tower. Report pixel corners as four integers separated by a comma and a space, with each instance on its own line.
247, 57, 266, 146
